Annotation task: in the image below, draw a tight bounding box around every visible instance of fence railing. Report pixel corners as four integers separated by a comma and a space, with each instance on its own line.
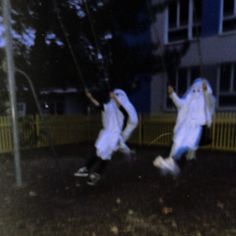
0, 113, 235, 154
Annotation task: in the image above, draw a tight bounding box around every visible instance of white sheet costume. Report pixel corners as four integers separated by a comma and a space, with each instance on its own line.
95, 89, 138, 160
153, 78, 215, 175
113, 89, 138, 154
74, 88, 138, 185
95, 99, 124, 160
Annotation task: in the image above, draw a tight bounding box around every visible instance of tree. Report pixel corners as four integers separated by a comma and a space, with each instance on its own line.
0, 0, 190, 113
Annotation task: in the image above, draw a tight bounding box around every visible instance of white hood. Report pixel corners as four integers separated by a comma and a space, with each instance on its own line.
113, 89, 138, 125
172, 78, 215, 133
113, 89, 138, 141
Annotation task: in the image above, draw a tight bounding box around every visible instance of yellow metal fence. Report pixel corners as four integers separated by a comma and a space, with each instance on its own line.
0, 113, 235, 154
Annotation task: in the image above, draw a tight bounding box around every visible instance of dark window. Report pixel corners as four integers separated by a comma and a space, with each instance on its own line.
218, 63, 236, 108
169, 1, 177, 28
167, 69, 177, 89
192, 25, 201, 38
167, 0, 202, 42
180, 0, 189, 26
234, 63, 236, 91
220, 64, 231, 92
219, 95, 236, 106
223, 18, 236, 32
190, 67, 201, 83
223, 0, 234, 16
193, 0, 201, 22
168, 28, 188, 42
166, 67, 198, 109
192, 0, 202, 37
178, 69, 188, 95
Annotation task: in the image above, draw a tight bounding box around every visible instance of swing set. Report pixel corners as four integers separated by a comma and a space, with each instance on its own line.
2, 0, 109, 187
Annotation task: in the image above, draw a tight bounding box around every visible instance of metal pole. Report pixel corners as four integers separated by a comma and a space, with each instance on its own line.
2, 0, 22, 187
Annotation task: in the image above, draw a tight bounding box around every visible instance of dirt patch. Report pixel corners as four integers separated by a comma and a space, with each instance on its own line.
0, 144, 236, 236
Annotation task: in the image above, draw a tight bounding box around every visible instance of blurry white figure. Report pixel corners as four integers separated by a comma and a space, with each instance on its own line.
74, 88, 138, 185
153, 78, 215, 176
112, 89, 138, 156
94, 94, 124, 162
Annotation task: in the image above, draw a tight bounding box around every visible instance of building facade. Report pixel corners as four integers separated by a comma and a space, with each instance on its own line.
150, 0, 236, 113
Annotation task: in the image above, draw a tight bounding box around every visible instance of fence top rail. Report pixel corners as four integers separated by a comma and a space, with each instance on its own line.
0, 112, 235, 123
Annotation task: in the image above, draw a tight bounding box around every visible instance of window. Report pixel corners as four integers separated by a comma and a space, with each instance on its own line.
218, 63, 236, 108
221, 0, 236, 33
166, 0, 201, 43
192, 0, 202, 38
166, 66, 201, 109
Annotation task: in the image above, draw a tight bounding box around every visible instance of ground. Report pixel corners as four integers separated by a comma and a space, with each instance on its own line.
0, 144, 236, 236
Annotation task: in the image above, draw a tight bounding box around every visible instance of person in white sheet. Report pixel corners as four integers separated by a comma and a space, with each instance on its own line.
153, 78, 215, 176
74, 88, 138, 185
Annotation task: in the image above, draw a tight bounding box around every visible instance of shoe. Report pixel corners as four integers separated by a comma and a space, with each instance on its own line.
186, 150, 196, 161
87, 173, 101, 186
153, 156, 180, 176
153, 155, 164, 168
74, 167, 89, 177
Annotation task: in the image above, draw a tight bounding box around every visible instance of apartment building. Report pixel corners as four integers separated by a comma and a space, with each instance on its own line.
150, 0, 236, 113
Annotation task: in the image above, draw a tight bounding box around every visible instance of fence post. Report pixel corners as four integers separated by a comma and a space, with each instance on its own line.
35, 114, 40, 148
138, 113, 143, 145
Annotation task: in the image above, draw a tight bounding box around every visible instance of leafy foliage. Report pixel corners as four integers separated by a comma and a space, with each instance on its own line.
0, 0, 190, 100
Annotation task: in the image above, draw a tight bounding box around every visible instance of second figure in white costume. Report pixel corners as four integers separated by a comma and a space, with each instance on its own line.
153, 78, 215, 176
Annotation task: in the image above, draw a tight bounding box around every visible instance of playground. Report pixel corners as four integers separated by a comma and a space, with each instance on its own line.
0, 144, 236, 236
1, 1, 236, 235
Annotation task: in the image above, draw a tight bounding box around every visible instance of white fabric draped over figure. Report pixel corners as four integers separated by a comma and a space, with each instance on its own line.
95, 89, 138, 160
95, 99, 124, 160
113, 89, 138, 154
74, 88, 138, 185
169, 78, 215, 159
153, 78, 215, 176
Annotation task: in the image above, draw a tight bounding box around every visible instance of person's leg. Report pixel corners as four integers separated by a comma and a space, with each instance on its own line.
74, 148, 99, 177
85, 150, 100, 169
87, 131, 119, 185
122, 123, 137, 141
87, 159, 110, 186
153, 155, 180, 176
154, 125, 201, 176
186, 149, 196, 161
94, 159, 110, 175
116, 137, 135, 162
153, 142, 186, 176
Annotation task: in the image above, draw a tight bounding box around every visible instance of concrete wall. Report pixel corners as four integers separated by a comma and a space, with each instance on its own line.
149, 0, 236, 113
181, 34, 236, 67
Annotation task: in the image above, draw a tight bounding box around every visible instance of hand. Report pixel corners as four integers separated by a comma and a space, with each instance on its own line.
202, 81, 207, 91
109, 92, 116, 99
110, 92, 121, 107
168, 86, 174, 95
